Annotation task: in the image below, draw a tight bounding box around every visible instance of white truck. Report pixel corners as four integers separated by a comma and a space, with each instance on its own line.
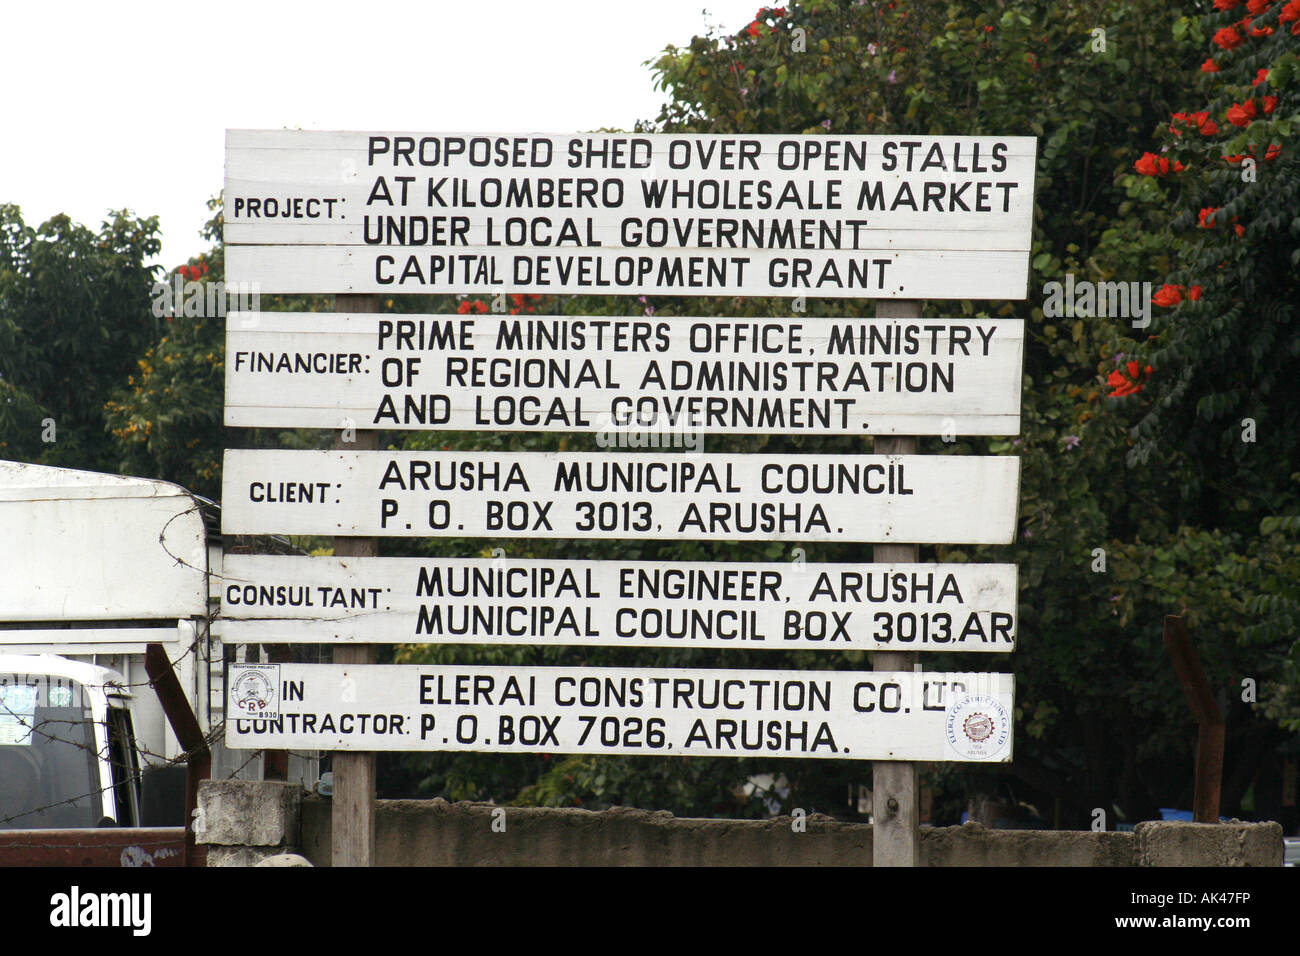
0, 655, 142, 829
0, 460, 316, 837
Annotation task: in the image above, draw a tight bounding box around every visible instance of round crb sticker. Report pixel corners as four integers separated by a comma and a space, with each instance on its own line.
231, 665, 279, 719
944, 693, 1010, 761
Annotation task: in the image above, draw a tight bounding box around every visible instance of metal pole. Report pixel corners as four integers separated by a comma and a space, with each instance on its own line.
871, 298, 921, 867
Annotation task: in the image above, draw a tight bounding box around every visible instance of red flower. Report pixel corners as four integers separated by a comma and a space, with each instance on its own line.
746, 20, 762, 36
1171, 111, 1219, 136
1172, 161, 1187, 173
1253, 67, 1271, 86
985, 25, 994, 32
1251, 23, 1275, 36
1134, 152, 1172, 176
1188, 285, 1203, 301
1262, 95, 1278, 114
1235, 222, 1246, 237
1265, 143, 1283, 160
1215, 0, 1242, 8
772, 6, 787, 15
1227, 99, 1257, 126
1213, 26, 1244, 48
1283, 0, 1300, 20
1152, 284, 1183, 307
1199, 207, 1220, 228
1247, 0, 1271, 13
1107, 362, 1153, 398
1202, 58, 1222, 72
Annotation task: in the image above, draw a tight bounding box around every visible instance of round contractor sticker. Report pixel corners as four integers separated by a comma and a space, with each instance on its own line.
944, 693, 1011, 761
232, 665, 280, 719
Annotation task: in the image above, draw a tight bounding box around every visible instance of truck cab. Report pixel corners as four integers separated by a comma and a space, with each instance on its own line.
0, 655, 141, 830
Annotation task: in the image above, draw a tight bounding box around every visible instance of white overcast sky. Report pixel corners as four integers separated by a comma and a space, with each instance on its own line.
3, 0, 761, 268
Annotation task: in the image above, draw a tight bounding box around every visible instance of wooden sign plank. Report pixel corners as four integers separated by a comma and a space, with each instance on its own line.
219, 450, 1021, 543
224, 130, 1036, 299
226, 663, 1014, 762
216, 555, 1019, 652
224, 313, 1024, 435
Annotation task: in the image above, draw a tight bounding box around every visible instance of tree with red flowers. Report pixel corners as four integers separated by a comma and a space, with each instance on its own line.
1126, 0, 1300, 734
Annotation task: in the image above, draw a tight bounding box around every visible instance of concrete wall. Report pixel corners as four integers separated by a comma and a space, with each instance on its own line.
198, 782, 1284, 866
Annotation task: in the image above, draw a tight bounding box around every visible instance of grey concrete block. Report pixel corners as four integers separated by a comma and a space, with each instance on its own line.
255, 853, 313, 867
1134, 820, 1283, 867
207, 846, 296, 868
196, 780, 302, 847
921, 821, 1134, 867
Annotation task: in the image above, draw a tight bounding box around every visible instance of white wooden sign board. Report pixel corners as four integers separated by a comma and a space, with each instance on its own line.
224, 130, 1036, 299
220, 450, 1020, 543
226, 663, 1014, 761
0, 461, 207, 621
224, 313, 1024, 435
216, 555, 1018, 651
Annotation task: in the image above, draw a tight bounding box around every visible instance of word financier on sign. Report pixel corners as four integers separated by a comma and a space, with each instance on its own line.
224, 313, 1024, 435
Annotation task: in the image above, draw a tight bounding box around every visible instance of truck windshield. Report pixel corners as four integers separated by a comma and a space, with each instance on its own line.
0, 674, 102, 830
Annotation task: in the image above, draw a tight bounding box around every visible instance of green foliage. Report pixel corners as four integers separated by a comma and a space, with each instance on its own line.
0, 204, 160, 469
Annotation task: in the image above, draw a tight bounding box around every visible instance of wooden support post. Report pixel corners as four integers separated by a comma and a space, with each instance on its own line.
262, 643, 291, 782
1162, 614, 1225, 822
872, 298, 920, 867
331, 292, 379, 866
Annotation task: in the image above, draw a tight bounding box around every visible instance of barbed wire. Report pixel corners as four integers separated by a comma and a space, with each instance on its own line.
1, 639, 319, 828
0, 713, 319, 828
0, 635, 202, 694
0, 718, 214, 828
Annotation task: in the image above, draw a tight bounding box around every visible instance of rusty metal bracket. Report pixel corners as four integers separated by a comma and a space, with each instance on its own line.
145, 642, 211, 866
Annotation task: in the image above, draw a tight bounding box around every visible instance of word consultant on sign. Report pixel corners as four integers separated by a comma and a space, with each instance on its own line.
217, 555, 1018, 651
224, 131, 1037, 299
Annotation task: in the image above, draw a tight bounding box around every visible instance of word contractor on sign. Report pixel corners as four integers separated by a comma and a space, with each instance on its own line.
220, 450, 1021, 543
226, 663, 1014, 762
224, 131, 1036, 299
224, 313, 1024, 435
217, 555, 1018, 651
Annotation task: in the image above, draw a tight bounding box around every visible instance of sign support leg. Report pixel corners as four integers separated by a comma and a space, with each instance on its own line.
872, 298, 921, 867
331, 292, 380, 867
